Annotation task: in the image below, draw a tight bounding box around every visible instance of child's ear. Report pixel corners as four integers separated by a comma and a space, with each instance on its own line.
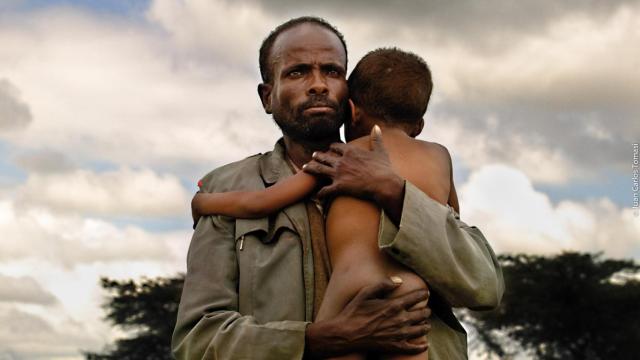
258, 83, 273, 114
349, 99, 359, 125
410, 118, 425, 137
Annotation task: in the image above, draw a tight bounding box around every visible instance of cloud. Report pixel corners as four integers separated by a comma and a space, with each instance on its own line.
0, 2, 635, 357
14, 150, 75, 174
242, 0, 633, 50
425, 6, 639, 178
390, 4, 638, 185
17, 167, 191, 217
0, 306, 103, 359
145, 0, 639, 184
459, 164, 640, 258
147, 0, 272, 70
0, 79, 32, 131
0, 197, 190, 358
0, 6, 281, 176
0, 274, 57, 305
0, 200, 187, 268
423, 117, 574, 184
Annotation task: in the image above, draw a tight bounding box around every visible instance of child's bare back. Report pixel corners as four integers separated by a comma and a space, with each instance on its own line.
316, 129, 455, 360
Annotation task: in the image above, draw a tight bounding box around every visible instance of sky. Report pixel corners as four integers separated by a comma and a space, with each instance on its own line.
0, 0, 638, 358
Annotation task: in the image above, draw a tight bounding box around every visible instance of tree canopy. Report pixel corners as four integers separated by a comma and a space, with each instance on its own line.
465, 252, 640, 359
85, 252, 640, 359
84, 275, 184, 360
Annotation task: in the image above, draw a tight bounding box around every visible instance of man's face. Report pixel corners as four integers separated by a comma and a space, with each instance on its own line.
259, 23, 348, 143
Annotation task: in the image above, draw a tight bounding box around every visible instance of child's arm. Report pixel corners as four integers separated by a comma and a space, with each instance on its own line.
192, 171, 317, 223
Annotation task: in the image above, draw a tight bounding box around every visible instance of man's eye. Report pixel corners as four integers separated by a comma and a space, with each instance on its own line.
327, 70, 339, 76
288, 70, 303, 77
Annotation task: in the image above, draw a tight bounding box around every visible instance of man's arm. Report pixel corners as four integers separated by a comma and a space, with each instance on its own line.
378, 181, 504, 309
374, 143, 503, 309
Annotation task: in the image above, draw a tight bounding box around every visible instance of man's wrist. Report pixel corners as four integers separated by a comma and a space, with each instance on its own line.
305, 320, 348, 359
305, 321, 331, 359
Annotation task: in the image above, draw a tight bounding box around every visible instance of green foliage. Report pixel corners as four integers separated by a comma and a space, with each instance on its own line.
466, 252, 640, 359
85, 252, 640, 359
84, 275, 184, 360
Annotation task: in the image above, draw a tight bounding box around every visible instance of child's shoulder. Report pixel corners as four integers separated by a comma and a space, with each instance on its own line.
410, 140, 453, 172
346, 135, 452, 163
415, 139, 451, 159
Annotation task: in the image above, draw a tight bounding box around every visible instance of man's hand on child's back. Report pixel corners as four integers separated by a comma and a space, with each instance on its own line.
303, 125, 405, 224
305, 277, 431, 358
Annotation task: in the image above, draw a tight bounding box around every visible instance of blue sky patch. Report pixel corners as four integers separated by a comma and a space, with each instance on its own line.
4, 0, 151, 17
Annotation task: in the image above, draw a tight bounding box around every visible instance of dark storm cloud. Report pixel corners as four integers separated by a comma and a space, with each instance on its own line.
0, 79, 32, 131
432, 100, 633, 174
243, 0, 637, 177
14, 150, 75, 174
0, 274, 57, 305
237, 0, 633, 49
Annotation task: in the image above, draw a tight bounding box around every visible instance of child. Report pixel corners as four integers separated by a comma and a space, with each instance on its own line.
193, 48, 459, 360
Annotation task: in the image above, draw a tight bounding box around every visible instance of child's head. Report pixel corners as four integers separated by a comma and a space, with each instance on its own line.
346, 48, 432, 140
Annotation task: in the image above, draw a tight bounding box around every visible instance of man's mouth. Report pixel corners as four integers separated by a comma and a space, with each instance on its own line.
303, 106, 335, 115
301, 99, 338, 116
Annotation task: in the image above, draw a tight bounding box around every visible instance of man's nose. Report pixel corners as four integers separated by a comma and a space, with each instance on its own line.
307, 70, 328, 95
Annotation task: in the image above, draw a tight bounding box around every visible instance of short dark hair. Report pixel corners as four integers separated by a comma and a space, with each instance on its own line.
259, 16, 347, 84
348, 48, 432, 124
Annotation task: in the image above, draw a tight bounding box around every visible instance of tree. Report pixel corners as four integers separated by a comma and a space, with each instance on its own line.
465, 252, 640, 359
84, 275, 184, 360
85, 252, 640, 359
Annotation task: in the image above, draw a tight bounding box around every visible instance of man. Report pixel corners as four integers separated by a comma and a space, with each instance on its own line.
172, 17, 504, 359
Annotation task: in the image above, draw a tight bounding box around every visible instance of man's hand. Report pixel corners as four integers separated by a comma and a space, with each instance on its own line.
305, 278, 431, 358
303, 125, 405, 223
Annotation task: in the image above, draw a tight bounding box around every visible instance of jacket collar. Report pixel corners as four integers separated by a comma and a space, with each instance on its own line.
259, 138, 294, 185
251, 138, 310, 245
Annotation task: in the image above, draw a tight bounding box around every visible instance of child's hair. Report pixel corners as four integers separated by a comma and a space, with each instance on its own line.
348, 48, 432, 125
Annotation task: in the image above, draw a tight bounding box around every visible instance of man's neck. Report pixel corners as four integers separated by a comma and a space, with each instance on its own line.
283, 134, 340, 169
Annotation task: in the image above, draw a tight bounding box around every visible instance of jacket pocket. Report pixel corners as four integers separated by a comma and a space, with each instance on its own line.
234, 213, 301, 319
235, 212, 297, 246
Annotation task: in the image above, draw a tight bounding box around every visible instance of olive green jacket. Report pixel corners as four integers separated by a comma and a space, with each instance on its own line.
172, 140, 504, 359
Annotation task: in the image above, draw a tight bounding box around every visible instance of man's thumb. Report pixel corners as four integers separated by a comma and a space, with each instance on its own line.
369, 124, 384, 151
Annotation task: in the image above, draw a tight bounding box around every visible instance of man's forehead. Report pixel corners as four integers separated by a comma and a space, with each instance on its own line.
270, 23, 346, 67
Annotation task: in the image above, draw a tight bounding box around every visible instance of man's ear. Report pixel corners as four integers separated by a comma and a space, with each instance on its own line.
410, 118, 425, 137
348, 99, 360, 126
257, 83, 273, 114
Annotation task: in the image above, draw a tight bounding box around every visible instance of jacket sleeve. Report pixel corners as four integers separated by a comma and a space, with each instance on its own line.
171, 213, 309, 359
378, 181, 504, 310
